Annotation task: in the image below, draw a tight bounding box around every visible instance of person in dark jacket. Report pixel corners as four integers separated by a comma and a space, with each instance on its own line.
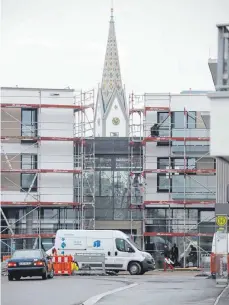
189, 245, 197, 266
150, 124, 159, 137
171, 244, 179, 266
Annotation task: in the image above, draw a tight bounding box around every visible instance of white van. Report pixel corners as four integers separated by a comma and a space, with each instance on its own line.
54, 229, 155, 275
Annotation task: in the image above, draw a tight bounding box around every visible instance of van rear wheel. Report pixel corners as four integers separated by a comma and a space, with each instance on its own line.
129, 262, 141, 275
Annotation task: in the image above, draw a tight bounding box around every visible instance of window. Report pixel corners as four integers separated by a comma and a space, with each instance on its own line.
21, 109, 37, 137
157, 112, 170, 146
115, 238, 134, 252
157, 157, 197, 192
110, 132, 119, 137
157, 112, 170, 136
116, 157, 129, 169
171, 111, 196, 129
21, 154, 37, 192
101, 171, 112, 196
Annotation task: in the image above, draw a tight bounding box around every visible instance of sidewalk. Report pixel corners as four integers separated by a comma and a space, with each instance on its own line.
217, 285, 229, 305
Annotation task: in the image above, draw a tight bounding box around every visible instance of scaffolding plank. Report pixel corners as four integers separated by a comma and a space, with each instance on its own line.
144, 232, 214, 237
144, 169, 216, 174
129, 108, 144, 114
143, 137, 210, 143
0, 233, 55, 239
1, 169, 82, 173
145, 106, 170, 111
1, 201, 80, 207
0, 103, 93, 110
143, 200, 216, 205
1, 136, 80, 141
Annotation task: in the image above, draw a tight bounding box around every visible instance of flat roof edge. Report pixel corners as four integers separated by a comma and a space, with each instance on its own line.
1, 86, 75, 92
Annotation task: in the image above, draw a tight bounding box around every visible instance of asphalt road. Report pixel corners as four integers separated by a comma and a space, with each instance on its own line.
1, 276, 128, 305
98, 274, 225, 305
1, 273, 227, 305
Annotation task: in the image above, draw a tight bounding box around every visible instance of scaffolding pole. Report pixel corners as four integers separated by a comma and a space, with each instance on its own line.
1, 88, 95, 254
128, 92, 216, 267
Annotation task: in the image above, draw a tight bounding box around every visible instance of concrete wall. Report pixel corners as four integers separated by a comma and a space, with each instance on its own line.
216, 158, 229, 204
209, 92, 229, 157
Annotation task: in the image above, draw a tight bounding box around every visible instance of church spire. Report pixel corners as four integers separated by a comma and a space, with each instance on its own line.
101, 6, 123, 105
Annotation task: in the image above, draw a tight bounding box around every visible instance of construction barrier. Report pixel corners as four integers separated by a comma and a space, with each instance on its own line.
163, 257, 174, 271
2, 255, 11, 261
210, 253, 229, 277
52, 255, 73, 276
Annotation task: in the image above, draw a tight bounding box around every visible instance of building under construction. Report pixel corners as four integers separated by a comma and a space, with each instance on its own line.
1, 88, 216, 266
1, 13, 227, 268
1, 87, 95, 253
129, 92, 215, 266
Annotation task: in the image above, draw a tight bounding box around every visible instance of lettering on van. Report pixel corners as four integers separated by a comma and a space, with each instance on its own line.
73, 240, 83, 246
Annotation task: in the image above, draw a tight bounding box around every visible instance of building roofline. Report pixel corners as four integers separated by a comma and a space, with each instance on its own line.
208, 91, 229, 99
1, 86, 75, 92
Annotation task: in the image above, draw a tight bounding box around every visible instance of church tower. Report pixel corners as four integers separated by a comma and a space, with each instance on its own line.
95, 7, 128, 137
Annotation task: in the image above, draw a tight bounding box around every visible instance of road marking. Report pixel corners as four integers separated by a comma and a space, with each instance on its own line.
81, 282, 138, 305
214, 284, 229, 305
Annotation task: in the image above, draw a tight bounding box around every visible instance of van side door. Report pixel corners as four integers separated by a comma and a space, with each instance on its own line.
113, 238, 135, 270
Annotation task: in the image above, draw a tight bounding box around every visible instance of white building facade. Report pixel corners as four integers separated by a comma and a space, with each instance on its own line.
1, 87, 76, 237
208, 24, 229, 207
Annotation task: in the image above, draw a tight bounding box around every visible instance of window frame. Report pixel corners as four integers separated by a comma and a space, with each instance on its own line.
20, 154, 38, 192
157, 157, 199, 193
21, 108, 38, 139
157, 111, 170, 146
115, 238, 134, 253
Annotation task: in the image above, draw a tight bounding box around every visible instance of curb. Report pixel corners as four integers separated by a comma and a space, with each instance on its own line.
80, 282, 138, 305
214, 284, 229, 305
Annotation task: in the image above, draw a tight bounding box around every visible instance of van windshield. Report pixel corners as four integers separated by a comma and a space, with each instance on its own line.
127, 238, 142, 251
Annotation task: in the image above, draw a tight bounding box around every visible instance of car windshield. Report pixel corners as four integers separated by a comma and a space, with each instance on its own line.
12, 250, 42, 259
127, 238, 142, 251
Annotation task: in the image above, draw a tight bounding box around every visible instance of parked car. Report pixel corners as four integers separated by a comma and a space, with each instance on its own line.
7, 249, 54, 281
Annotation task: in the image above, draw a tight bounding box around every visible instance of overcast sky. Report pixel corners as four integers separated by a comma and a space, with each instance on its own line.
1, 0, 229, 94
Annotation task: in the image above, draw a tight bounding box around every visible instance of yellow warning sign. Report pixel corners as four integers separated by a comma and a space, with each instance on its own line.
216, 215, 228, 227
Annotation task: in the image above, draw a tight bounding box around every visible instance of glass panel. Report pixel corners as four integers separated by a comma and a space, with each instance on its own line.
172, 112, 183, 129
95, 171, 100, 196
21, 155, 37, 169
22, 110, 32, 124
22, 125, 36, 137
158, 112, 170, 136
99, 157, 112, 169
101, 171, 112, 196
116, 157, 128, 169
22, 110, 37, 137
131, 173, 143, 205
187, 112, 196, 129
158, 158, 169, 169
131, 156, 142, 170
21, 174, 37, 189
114, 208, 128, 220
116, 238, 128, 252
158, 175, 170, 191
114, 171, 128, 197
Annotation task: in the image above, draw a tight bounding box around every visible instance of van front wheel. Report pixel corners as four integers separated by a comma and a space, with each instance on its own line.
129, 262, 141, 275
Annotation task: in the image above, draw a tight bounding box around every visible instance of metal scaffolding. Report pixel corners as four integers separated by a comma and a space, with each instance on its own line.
128, 92, 216, 266
1, 88, 95, 254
